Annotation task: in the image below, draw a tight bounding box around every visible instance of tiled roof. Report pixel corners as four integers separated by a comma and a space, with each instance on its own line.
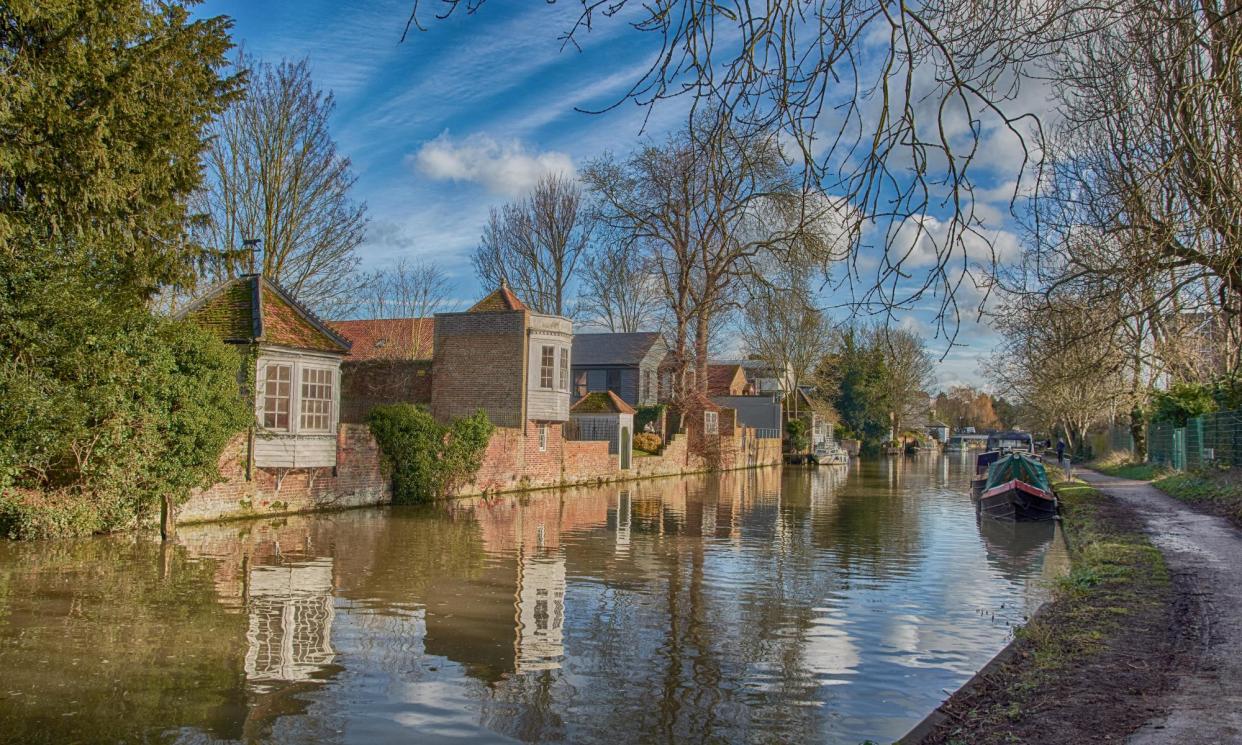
572, 332, 663, 367
330, 318, 434, 360
571, 390, 637, 415
707, 364, 747, 395
468, 283, 529, 312
179, 274, 350, 354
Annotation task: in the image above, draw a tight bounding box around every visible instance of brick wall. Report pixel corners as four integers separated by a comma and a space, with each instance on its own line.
432, 311, 527, 427
563, 440, 615, 482
178, 423, 389, 524
340, 359, 432, 423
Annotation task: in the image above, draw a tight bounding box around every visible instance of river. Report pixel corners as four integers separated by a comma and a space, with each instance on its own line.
0, 456, 1067, 744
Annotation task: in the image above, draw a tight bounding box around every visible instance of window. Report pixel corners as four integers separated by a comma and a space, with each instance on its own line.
642, 370, 653, 402
704, 410, 719, 435
606, 369, 621, 392
540, 345, 555, 389
300, 367, 334, 432
559, 348, 569, 391
574, 370, 588, 398
538, 423, 548, 452
262, 364, 292, 430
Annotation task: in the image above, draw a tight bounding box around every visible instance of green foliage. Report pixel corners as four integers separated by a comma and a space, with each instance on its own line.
785, 419, 810, 452
369, 404, 494, 504
0, 1, 242, 538
1149, 383, 1217, 426
819, 328, 891, 447
633, 432, 662, 454
0, 0, 238, 300
0, 313, 252, 538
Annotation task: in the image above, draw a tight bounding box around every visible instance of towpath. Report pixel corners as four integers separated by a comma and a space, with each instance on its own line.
1077, 469, 1242, 745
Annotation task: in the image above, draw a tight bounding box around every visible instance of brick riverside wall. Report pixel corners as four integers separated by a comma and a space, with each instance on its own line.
340, 359, 432, 424
432, 311, 527, 428
178, 423, 389, 524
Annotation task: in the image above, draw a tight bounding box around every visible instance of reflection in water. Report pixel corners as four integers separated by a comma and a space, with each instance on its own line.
0, 458, 1067, 744
245, 559, 337, 691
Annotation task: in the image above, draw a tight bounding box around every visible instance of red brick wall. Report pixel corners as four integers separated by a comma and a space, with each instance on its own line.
178, 423, 389, 524
340, 359, 432, 423
432, 312, 527, 427
563, 440, 615, 482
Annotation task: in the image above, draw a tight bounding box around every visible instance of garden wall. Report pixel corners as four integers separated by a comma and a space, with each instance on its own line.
178, 423, 390, 524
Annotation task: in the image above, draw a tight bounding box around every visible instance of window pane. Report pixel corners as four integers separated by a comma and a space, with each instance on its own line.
299, 367, 334, 432
262, 364, 292, 432
559, 348, 569, 391
540, 345, 554, 389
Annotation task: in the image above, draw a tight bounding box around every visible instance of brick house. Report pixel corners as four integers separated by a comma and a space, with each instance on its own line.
179, 273, 351, 468
176, 274, 389, 525
432, 283, 576, 491
571, 332, 668, 407
706, 363, 752, 396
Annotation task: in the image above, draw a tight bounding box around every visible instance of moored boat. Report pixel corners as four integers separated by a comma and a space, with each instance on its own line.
978, 452, 1057, 522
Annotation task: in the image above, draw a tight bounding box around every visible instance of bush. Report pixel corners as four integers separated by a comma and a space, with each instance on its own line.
369, 404, 493, 504
633, 432, 662, 454
1150, 383, 1217, 426
786, 419, 810, 452
0, 310, 252, 538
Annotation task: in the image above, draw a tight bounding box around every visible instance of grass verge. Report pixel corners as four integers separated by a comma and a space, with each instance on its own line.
920, 478, 1174, 744
1152, 469, 1242, 529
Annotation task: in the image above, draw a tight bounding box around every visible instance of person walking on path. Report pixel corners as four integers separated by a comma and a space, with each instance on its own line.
1055, 438, 1066, 467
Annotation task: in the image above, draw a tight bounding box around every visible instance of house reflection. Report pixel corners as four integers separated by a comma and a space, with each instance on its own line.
515, 551, 567, 672
244, 558, 337, 692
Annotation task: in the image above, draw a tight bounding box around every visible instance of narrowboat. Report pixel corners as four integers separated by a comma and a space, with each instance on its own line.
978, 452, 1058, 521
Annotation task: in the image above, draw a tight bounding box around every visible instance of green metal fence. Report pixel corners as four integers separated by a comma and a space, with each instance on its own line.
1148, 408, 1242, 469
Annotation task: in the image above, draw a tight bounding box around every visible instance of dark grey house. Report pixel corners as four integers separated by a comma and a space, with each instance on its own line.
571, 332, 668, 407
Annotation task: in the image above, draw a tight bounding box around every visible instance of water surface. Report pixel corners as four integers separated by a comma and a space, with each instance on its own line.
0, 456, 1067, 744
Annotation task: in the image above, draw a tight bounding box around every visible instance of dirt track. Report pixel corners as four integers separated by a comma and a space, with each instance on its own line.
1077, 469, 1242, 745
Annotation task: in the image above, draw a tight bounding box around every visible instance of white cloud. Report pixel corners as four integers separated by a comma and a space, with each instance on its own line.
410, 133, 576, 196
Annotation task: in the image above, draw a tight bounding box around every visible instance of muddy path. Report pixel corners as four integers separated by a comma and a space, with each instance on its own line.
1077, 469, 1242, 745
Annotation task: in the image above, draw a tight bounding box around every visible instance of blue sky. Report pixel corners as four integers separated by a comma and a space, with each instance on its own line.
198, 0, 1032, 389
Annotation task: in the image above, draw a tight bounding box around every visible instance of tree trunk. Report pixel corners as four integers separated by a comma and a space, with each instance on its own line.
694, 310, 711, 397
160, 494, 176, 541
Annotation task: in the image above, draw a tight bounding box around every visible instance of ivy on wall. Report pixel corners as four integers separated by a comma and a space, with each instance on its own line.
368, 404, 493, 504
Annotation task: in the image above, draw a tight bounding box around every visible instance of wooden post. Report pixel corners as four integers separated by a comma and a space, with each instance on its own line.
160, 494, 176, 541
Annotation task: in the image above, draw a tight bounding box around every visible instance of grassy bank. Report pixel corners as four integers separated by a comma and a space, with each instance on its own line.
921, 477, 1174, 744
1089, 453, 1242, 529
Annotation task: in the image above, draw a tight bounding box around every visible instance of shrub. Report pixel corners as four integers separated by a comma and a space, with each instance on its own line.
0, 311, 252, 538
1150, 383, 1217, 426
369, 404, 493, 504
633, 432, 662, 454
786, 419, 810, 452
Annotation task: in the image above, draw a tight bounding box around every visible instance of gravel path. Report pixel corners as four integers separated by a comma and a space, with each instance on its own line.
1077, 469, 1242, 745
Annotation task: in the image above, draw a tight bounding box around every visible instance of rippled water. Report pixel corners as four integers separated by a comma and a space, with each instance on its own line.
0, 456, 1067, 744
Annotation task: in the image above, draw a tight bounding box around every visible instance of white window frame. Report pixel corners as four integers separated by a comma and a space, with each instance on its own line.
539, 345, 555, 390
704, 410, 719, 436
260, 362, 293, 432
299, 366, 335, 433
559, 347, 569, 391
256, 355, 339, 436
538, 423, 548, 452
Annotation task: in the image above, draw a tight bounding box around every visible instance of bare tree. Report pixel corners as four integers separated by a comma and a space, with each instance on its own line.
404, 0, 1110, 337
575, 236, 660, 332
357, 258, 453, 358
192, 55, 368, 315
471, 173, 590, 316
585, 124, 848, 400
741, 271, 831, 418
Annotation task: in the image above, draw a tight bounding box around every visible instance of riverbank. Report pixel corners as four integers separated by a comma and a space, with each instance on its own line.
914, 476, 1178, 744
1091, 455, 1242, 529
